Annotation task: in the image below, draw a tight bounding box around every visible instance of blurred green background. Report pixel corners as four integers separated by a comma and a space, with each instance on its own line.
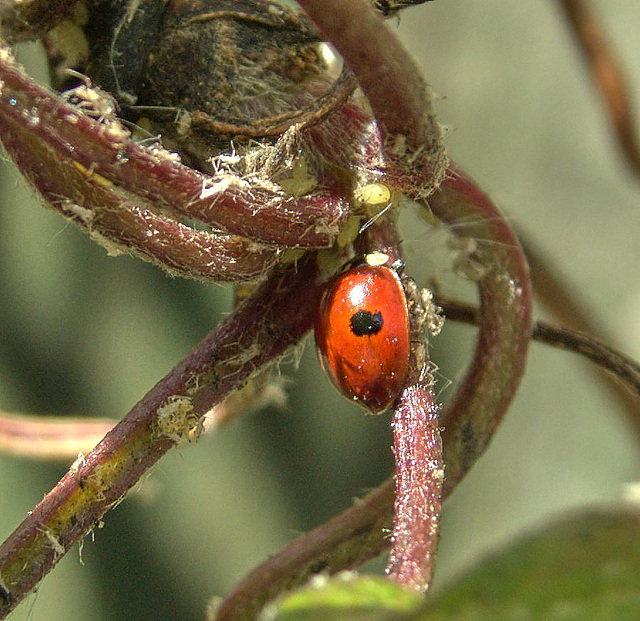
1, 1, 640, 618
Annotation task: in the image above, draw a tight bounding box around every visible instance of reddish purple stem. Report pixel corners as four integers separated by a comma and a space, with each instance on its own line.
297, 0, 438, 150
0, 254, 323, 617
298, 0, 447, 198
212, 161, 534, 614
0, 111, 277, 281
430, 166, 533, 493
387, 384, 442, 591
0, 45, 348, 248
354, 206, 444, 592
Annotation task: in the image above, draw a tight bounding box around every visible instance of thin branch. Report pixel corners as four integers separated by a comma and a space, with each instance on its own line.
535, 324, 640, 394
522, 233, 640, 437
0, 374, 284, 461
556, 0, 640, 178
0, 412, 116, 461
439, 297, 640, 401
0, 253, 323, 617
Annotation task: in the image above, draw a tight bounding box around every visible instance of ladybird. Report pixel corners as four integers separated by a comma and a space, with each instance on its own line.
314, 263, 410, 413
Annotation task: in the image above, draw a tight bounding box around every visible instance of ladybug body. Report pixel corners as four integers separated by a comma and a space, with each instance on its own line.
314, 264, 410, 413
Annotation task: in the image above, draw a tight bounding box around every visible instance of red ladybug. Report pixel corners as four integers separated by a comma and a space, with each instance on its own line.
314, 262, 410, 413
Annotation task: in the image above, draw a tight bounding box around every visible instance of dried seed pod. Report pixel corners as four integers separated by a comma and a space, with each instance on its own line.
73, 0, 331, 165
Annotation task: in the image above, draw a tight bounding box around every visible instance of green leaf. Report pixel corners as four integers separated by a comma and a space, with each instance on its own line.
262, 510, 640, 621
260, 572, 424, 621
422, 508, 640, 621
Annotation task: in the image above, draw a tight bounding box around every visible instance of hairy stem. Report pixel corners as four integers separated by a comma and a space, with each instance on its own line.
0, 106, 279, 281
213, 163, 533, 616
298, 0, 447, 196
437, 296, 640, 409
298, 0, 436, 149
387, 384, 442, 591
0, 44, 348, 250
355, 215, 444, 592
429, 166, 534, 494
0, 253, 322, 617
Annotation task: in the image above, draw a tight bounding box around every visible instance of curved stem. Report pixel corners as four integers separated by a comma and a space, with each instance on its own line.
0, 44, 348, 249
428, 165, 534, 494
0, 108, 278, 281
214, 163, 533, 615
297, 0, 447, 196
297, 0, 436, 149
435, 296, 640, 411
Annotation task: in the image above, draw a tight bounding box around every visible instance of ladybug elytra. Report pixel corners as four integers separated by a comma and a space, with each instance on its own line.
314, 262, 410, 413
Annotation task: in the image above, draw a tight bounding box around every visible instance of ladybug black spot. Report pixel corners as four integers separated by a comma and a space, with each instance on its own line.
350, 310, 383, 336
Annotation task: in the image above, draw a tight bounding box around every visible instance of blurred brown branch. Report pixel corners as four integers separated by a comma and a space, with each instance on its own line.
557, 0, 640, 178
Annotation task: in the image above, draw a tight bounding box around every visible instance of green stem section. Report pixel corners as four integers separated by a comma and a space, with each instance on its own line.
0, 254, 323, 618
